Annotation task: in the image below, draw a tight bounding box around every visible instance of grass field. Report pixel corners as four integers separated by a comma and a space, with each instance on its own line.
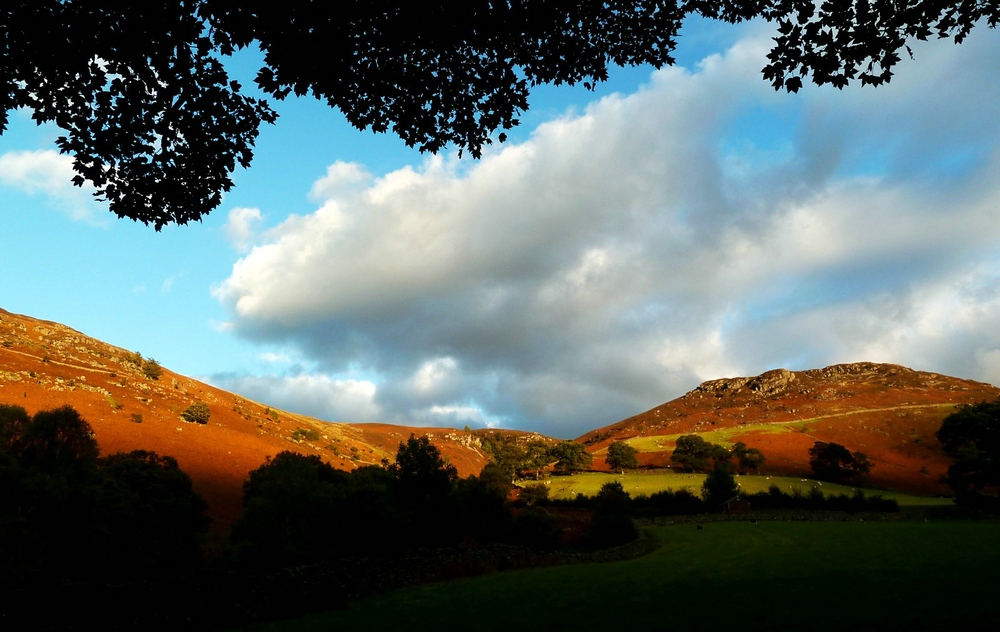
526, 472, 953, 506
618, 420, 811, 452
240, 521, 1000, 631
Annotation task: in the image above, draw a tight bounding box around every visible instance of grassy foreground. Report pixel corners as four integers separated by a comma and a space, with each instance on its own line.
240, 521, 1000, 632
530, 471, 952, 506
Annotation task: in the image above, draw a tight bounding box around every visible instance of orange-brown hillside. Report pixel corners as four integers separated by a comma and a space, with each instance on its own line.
0, 308, 499, 533
580, 363, 1000, 495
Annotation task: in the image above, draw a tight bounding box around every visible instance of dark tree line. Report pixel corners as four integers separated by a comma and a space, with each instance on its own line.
670, 435, 765, 475
231, 435, 570, 569
0, 404, 209, 586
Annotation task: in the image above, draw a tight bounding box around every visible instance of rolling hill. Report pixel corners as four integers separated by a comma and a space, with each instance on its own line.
579, 363, 1000, 494
0, 307, 510, 532
5, 306, 998, 531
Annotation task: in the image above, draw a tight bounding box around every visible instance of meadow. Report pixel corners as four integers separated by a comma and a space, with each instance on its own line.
529, 471, 953, 506
240, 520, 1000, 631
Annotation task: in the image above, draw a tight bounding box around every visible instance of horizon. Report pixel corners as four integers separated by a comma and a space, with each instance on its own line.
3, 18, 1000, 438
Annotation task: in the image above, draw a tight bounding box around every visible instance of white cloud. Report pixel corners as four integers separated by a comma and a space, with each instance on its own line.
259, 351, 292, 364
0, 149, 103, 222
215, 27, 1000, 437
208, 373, 381, 422
224, 207, 264, 252
309, 161, 373, 201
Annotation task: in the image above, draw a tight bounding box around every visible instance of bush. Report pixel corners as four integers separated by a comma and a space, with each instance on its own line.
141, 358, 163, 380
292, 427, 321, 442
180, 402, 210, 425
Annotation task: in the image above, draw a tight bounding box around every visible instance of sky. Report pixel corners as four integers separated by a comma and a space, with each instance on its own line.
3, 19, 1000, 439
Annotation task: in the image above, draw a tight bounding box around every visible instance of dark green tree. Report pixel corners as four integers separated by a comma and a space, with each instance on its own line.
518, 483, 550, 507
587, 481, 638, 548
389, 434, 460, 544
606, 440, 639, 474
732, 441, 766, 474
936, 400, 1000, 497
231, 451, 351, 566
180, 402, 211, 425
0, 406, 102, 582
702, 460, 740, 507
522, 440, 554, 480
481, 432, 527, 482
671, 435, 729, 473
6, 2, 994, 227
96, 450, 210, 573
808, 441, 872, 483
548, 441, 592, 474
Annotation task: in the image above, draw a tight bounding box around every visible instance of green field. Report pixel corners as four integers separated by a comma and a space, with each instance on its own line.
617, 420, 810, 453
526, 471, 953, 506
240, 521, 1000, 631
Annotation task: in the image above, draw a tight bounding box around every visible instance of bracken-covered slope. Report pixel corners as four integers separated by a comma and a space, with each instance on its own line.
0, 308, 502, 532
579, 363, 1000, 494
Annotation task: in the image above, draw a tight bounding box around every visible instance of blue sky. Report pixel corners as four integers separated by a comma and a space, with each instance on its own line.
3, 19, 1000, 438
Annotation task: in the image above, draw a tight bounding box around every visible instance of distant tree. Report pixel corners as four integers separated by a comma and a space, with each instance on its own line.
477, 462, 514, 498
606, 440, 639, 474
732, 442, 766, 474
481, 433, 527, 482
519, 483, 550, 507
702, 460, 740, 507
522, 440, 553, 480
452, 467, 514, 544
936, 400, 1000, 498
587, 481, 638, 548
549, 441, 592, 474
671, 435, 729, 473
808, 442, 872, 483
180, 402, 211, 425
141, 358, 163, 380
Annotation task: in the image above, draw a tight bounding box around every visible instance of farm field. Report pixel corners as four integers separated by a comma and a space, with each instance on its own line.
527, 472, 953, 506
240, 521, 1000, 632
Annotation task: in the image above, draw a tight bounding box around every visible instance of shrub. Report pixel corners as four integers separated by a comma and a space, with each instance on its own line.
180, 402, 210, 425
141, 358, 162, 380
292, 427, 321, 442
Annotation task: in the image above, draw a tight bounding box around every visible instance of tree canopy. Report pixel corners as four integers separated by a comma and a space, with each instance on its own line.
808, 441, 872, 484
606, 440, 639, 473
4, 1, 996, 228
937, 400, 1000, 496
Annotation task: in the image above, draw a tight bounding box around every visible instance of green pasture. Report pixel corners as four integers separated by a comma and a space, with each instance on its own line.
242, 521, 1000, 631
617, 404, 960, 454
618, 420, 810, 453
524, 471, 952, 506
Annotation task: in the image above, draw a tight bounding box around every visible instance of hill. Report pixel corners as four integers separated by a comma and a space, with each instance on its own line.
0, 307, 504, 532
579, 363, 1000, 494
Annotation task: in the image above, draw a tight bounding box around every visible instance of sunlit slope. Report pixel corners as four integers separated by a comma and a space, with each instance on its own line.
579, 363, 1000, 494
0, 308, 498, 530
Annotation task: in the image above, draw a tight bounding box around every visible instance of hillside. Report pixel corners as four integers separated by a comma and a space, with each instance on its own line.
579, 363, 1000, 494
0, 308, 500, 532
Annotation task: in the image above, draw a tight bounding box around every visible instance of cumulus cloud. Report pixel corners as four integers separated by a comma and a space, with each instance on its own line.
215, 27, 1000, 437
224, 207, 264, 252
0, 149, 103, 222
208, 373, 381, 423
